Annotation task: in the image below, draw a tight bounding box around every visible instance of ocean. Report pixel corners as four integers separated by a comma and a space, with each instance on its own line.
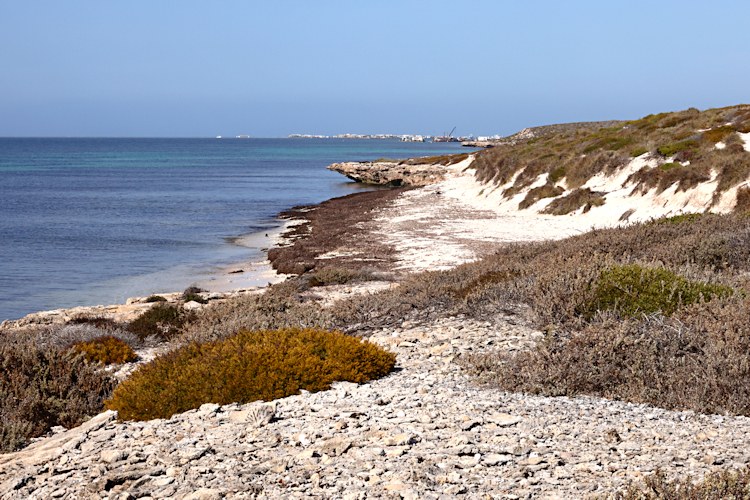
0, 138, 466, 321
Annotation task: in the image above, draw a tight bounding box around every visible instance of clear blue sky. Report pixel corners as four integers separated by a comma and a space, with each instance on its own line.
1, 1, 748, 137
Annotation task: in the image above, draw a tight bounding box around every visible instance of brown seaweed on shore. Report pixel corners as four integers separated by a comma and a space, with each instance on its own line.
267, 188, 405, 276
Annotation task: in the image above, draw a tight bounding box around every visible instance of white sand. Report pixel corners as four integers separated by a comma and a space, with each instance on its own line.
374, 153, 748, 273
740, 132, 750, 152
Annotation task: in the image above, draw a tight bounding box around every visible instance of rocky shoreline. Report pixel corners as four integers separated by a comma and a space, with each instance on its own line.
4, 312, 750, 498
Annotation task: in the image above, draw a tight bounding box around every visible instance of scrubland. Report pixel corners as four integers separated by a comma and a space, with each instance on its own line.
4, 105, 750, 496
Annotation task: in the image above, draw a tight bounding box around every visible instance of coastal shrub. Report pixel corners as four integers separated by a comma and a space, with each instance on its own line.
657, 140, 699, 157
180, 279, 332, 344
548, 166, 566, 183
471, 105, 750, 204
652, 213, 704, 225
463, 295, 750, 416
71, 336, 138, 365
145, 295, 167, 303
127, 303, 195, 341
67, 315, 121, 330
41, 322, 142, 351
714, 150, 750, 193
0, 332, 116, 452
542, 188, 605, 215
182, 286, 207, 304
106, 327, 396, 421
308, 267, 367, 287
616, 467, 750, 499
735, 186, 750, 212
628, 164, 712, 194
580, 264, 732, 318
658, 162, 681, 171
400, 153, 469, 166
518, 184, 564, 209
702, 125, 736, 144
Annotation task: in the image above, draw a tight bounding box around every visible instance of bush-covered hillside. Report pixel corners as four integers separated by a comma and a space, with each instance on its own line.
471, 105, 750, 213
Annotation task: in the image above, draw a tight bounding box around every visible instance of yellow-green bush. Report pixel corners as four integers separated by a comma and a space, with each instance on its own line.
106, 327, 396, 421
72, 336, 138, 365
581, 264, 733, 318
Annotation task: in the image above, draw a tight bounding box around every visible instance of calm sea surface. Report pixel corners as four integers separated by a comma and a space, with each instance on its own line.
0, 138, 466, 321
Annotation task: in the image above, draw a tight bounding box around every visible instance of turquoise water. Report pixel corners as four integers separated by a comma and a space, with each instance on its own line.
0, 138, 467, 321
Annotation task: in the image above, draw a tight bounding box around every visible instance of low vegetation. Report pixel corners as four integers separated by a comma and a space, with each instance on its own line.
106, 327, 396, 421
182, 286, 207, 304
615, 467, 750, 499
0, 329, 117, 452
71, 335, 138, 365
127, 303, 195, 341
471, 105, 750, 213
308, 267, 369, 287
542, 187, 605, 215
580, 264, 733, 318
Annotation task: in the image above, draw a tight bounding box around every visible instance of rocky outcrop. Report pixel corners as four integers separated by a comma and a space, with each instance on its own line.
327, 161, 449, 187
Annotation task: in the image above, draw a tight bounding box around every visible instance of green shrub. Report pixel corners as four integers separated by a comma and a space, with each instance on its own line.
127, 303, 195, 341
106, 327, 396, 421
630, 146, 649, 157
615, 467, 750, 499
657, 140, 699, 157
145, 295, 167, 303
658, 162, 682, 171
581, 264, 732, 318
71, 336, 138, 365
548, 166, 567, 183
652, 213, 704, 225
702, 125, 736, 144
0, 337, 116, 452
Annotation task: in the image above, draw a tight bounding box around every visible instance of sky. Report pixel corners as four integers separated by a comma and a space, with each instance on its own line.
1, 1, 748, 137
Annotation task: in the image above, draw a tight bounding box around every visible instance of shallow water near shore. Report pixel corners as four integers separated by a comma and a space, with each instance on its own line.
0, 137, 466, 321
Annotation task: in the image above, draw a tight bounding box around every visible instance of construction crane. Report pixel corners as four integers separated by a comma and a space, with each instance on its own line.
433, 126, 458, 143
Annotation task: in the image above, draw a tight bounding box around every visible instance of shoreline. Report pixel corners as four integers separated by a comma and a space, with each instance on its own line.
0, 222, 293, 328
0, 186, 402, 329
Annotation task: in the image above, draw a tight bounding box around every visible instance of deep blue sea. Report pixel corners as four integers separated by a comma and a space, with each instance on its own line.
0, 138, 466, 321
